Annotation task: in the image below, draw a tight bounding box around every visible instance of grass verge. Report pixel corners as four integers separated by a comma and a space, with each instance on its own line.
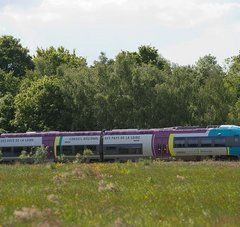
0, 160, 240, 226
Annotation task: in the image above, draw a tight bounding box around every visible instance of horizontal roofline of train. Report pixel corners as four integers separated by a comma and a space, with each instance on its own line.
1, 125, 240, 137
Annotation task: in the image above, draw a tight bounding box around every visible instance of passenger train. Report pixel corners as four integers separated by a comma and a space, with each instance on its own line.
1, 125, 240, 162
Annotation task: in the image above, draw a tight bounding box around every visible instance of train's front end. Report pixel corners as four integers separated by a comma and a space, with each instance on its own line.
168, 125, 240, 160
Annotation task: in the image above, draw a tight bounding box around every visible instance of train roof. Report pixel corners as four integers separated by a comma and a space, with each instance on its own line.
0, 125, 239, 138
0, 131, 101, 137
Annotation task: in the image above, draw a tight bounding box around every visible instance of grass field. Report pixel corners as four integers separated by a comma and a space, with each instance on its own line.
0, 160, 240, 226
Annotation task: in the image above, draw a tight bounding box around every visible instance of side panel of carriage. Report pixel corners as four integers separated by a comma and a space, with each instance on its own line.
54, 134, 101, 160
0, 136, 43, 161
103, 134, 153, 160
54, 132, 154, 161
168, 127, 240, 158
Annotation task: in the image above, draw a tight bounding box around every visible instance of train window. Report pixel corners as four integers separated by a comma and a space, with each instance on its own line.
118, 147, 143, 155
13, 147, 24, 156
104, 146, 118, 155
74, 145, 84, 155
62, 146, 74, 156
174, 138, 186, 148
1, 147, 39, 158
1, 147, 12, 157
118, 147, 129, 154
86, 145, 96, 151
106, 146, 117, 150
86, 145, 97, 155
231, 136, 240, 146
187, 138, 199, 147
214, 137, 226, 147
200, 138, 212, 147
104, 144, 143, 155
131, 148, 142, 154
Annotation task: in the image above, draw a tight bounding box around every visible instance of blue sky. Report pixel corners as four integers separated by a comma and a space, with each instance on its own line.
0, 0, 239, 65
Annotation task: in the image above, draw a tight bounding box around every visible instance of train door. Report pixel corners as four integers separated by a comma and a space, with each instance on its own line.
153, 134, 170, 159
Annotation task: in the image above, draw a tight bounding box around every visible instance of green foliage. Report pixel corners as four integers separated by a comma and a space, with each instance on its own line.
0, 34, 240, 132
32, 146, 48, 164
34, 46, 87, 76
83, 149, 93, 157
0, 94, 15, 131
74, 153, 83, 163
226, 51, 240, 76
19, 150, 29, 164
137, 45, 170, 70
0, 150, 3, 161
13, 76, 68, 131
72, 150, 93, 164
59, 66, 97, 130
0, 35, 34, 77
0, 70, 20, 97
19, 150, 28, 159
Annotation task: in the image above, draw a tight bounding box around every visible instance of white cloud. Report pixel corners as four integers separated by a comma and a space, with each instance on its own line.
0, 0, 239, 64
162, 23, 240, 66
2, 0, 239, 27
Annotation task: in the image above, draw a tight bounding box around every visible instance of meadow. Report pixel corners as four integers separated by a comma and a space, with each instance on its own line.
0, 160, 240, 226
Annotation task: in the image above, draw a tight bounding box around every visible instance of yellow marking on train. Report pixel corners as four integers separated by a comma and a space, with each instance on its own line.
54, 137, 59, 159
227, 147, 230, 155
168, 134, 175, 156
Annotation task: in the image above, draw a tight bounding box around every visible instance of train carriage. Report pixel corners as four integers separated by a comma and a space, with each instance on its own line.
0, 125, 240, 162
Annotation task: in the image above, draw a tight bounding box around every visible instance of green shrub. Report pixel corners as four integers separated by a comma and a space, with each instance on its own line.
73, 149, 93, 163
19, 150, 29, 164
83, 149, 93, 162
19, 150, 28, 159
0, 150, 3, 161
74, 153, 83, 163
32, 146, 48, 164
61, 154, 69, 163
83, 149, 93, 157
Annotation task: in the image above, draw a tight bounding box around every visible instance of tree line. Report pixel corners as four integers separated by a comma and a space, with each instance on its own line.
0, 35, 240, 133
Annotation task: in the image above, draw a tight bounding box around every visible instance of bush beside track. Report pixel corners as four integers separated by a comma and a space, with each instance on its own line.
0, 161, 240, 226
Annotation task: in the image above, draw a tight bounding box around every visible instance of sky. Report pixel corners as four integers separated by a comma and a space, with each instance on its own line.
0, 0, 239, 65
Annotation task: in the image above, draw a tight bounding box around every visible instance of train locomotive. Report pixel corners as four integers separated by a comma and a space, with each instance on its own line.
0, 125, 240, 162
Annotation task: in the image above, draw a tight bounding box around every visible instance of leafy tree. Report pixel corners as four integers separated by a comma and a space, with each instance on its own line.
93, 50, 168, 129
225, 51, 240, 124
226, 51, 240, 76
95, 51, 136, 129
0, 94, 15, 132
138, 45, 159, 64
137, 45, 170, 71
195, 54, 223, 85
196, 74, 230, 125
155, 66, 199, 127
224, 52, 240, 101
34, 46, 87, 76
228, 100, 240, 125
0, 35, 34, 77
0, 70, 19, 132
13, 76, 69, 131
59, 65, 97, 130
131, 64, 167, 128
0, 70, 20, 97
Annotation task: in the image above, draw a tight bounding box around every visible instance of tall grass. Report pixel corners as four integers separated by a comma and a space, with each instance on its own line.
0, 161, 240, 226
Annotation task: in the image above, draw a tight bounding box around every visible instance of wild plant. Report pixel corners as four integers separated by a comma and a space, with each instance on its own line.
32, 146, 48, 164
